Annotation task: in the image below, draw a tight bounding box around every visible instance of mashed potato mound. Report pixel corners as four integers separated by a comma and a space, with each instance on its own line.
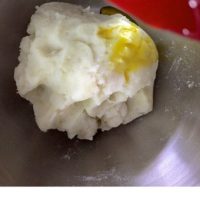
14, 2, 158, 140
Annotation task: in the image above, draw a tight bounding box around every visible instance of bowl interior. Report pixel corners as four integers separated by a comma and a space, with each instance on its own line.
0, 0, 200, 186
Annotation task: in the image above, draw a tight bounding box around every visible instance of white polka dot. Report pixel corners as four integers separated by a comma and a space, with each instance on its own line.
189, 0, 198, 9
182, 28, 190, 35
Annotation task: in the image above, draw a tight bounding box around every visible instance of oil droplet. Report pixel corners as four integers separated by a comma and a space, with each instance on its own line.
98, 23, 158, 82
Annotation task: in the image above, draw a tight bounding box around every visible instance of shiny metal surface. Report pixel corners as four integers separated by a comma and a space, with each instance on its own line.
0, 0, 200, 186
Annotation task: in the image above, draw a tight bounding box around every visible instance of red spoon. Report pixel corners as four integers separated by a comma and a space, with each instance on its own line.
107, 0, 200, 41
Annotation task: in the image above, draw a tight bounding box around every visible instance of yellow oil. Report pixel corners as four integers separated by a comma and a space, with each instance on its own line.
98, 23, 158, 81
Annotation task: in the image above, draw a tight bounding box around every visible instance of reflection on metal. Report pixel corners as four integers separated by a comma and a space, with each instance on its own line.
135, 118, 200, 185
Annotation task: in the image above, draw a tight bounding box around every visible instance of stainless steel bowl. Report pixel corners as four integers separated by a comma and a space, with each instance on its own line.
0, 0, 200, 186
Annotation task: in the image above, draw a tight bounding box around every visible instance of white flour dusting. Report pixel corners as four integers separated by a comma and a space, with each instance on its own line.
61, 154, 71, 160
186, 80, 195, 89
76, 167, 129, 184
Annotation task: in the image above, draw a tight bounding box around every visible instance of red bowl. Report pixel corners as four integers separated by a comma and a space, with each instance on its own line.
108, 0, 200, 41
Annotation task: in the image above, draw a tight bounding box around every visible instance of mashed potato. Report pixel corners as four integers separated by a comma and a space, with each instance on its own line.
14, 2, 158, 140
